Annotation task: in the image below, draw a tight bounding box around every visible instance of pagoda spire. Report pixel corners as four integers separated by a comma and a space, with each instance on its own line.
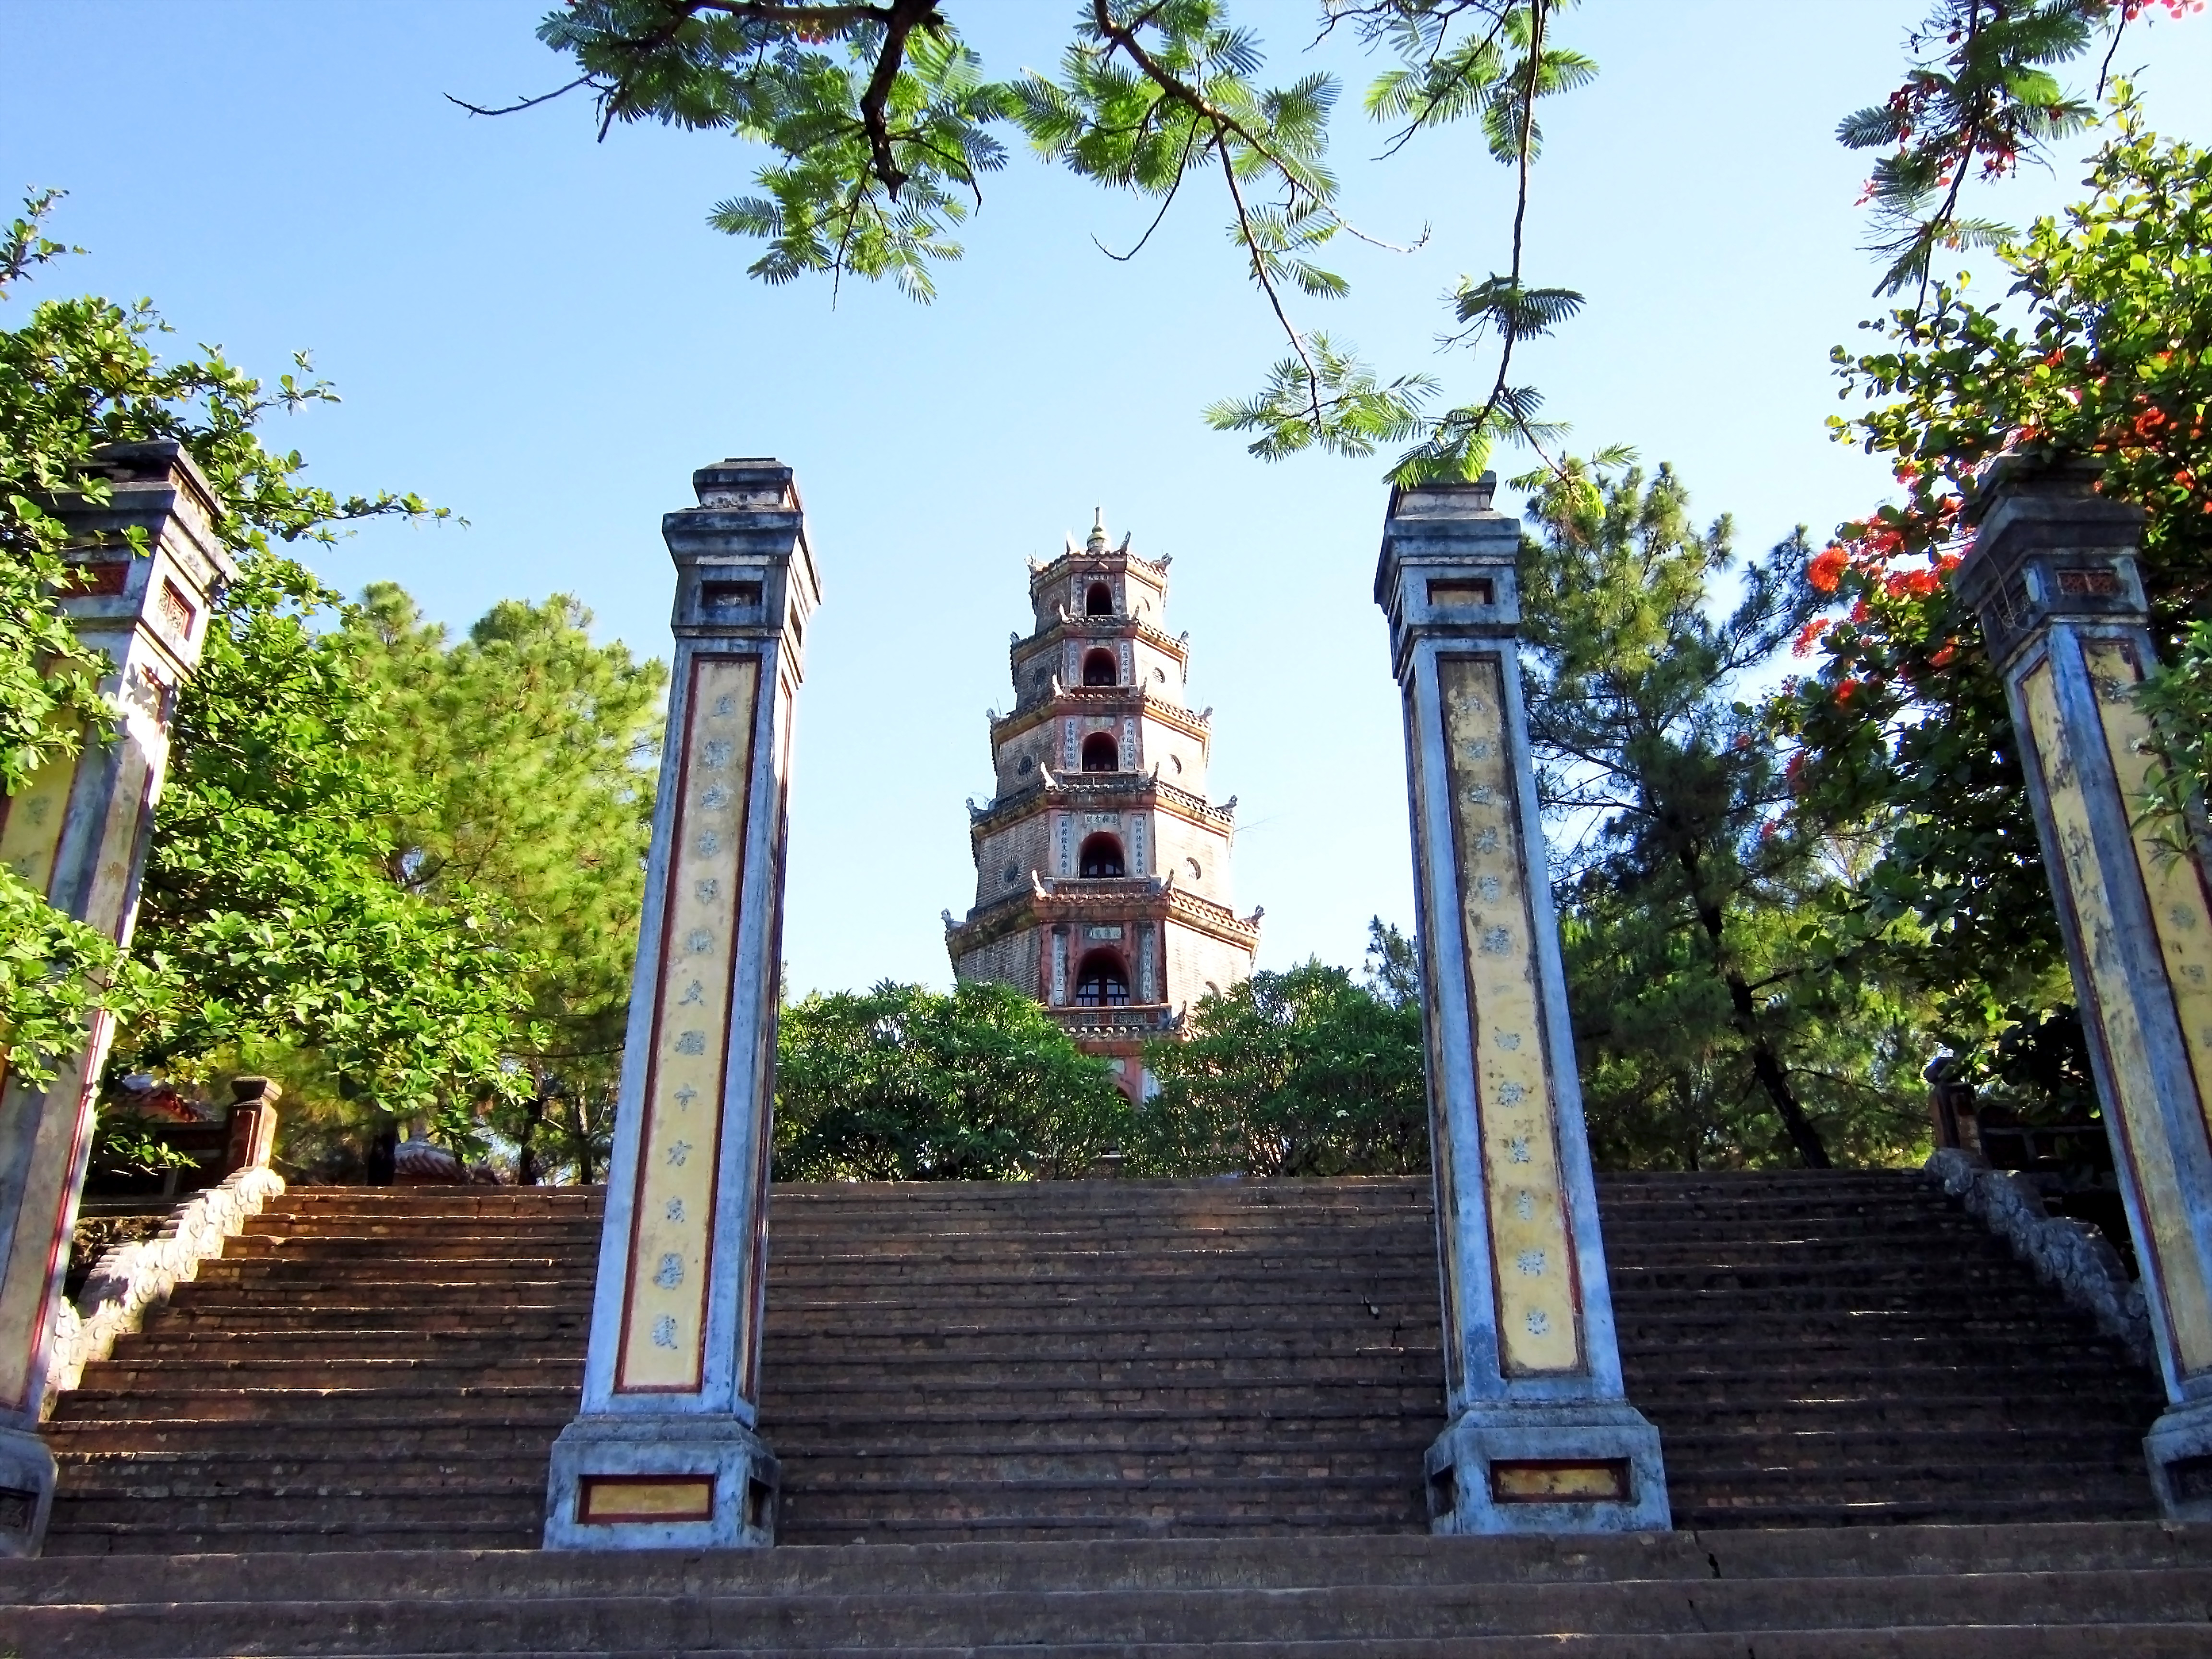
947, 509, 1258, 1101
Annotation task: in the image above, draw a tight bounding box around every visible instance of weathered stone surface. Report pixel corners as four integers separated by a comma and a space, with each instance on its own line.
44, 1166, 286, 1409
1927, 1148, 2154, 1365
7, 1521, 2212, 1654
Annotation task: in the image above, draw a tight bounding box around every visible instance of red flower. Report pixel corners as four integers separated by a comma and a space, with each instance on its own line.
1836, 677, 1862, 702
1792, 617, 1832, 657
1807, 545, 1850, 593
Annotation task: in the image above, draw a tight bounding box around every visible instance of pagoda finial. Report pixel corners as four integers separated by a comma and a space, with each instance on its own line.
1087, 507, 1107, 553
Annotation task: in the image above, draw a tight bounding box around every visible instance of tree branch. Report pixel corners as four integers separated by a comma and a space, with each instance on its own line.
445, 76, 600, 119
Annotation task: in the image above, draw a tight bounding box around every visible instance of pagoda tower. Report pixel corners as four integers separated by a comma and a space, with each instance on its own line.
946, 511, 1261, 1097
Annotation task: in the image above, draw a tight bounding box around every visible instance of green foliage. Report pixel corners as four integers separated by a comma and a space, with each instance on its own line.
1523, 457, 1931, 1169
343, 584, 667, 1180
517, 2, 1594, 472
88, 1112, 196, 1179
775, 979, 1130, 1180
1839, 0, 2113, 298
0, 871, 156, 1089
1132, 920, 1427, 1176
537, 2, 1009, 303
0, 192, 465, 1093
1200, 332, 1436, 461
124, 559, 535, 1139
1789, 95, 2210, 1076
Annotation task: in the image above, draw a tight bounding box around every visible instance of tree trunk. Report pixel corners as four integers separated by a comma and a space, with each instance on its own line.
516, 1092, 549, 1186
572, 1095, 598, 1187
1683, 850, 1832, 1169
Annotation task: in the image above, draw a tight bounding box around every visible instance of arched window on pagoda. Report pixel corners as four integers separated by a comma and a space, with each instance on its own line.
1082, 648, 1118, 686
1085, 582, 1115, 616
1074, 949, 1130, 1006
1081, 732, 1119, 772
1079, 833, 1125, 878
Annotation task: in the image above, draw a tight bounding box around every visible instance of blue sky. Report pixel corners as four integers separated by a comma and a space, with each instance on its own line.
8, 3, 2211, 996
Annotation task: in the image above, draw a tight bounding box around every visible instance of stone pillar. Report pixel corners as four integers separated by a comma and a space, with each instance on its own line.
544, 459, 820, 1550
1375, 476, 1670, 1534
222, 1077, 282, 1176
0, 440, 234, 1555
1955, 456, 2212, 1519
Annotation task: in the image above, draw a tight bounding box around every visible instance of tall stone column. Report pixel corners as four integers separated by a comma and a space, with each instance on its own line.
1375, 476, 1670, 1534
0, 440, 235, 1555
1955, 456, 2212, 1519
544, 459, 821, 1550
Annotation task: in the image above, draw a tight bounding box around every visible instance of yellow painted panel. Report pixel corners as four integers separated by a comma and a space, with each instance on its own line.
2086, 640, 2212, 1147
2024, 654, 2212, 1374
0, 739, 82, 899
1491, 1460, 1629, 1502
577, 1476, 715, 1523
82, 744, 149, 941
617, 656, 759, 1392
1438, 655, 1583, 1376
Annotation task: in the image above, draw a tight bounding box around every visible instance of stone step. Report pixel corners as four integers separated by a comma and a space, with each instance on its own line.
37, 1520, 540, 1557
146, 1306, 589, 1335
76, 1356, 586, 1392
1618, 1335, 2135, 1371
51, 1385, 583, 1424
181, 1274, 601, 1300
1611, 1286, 2089, 1317
1631, 1395, 2154, 1433
218, 1238, 602, 1263
77, 1352, 1438, 1395
9, 1563, 2212, 1655
1608, 1240, 2033, 1268
41, 1418, 572, 1456
11, 1521, 2207, 1599
1656, 1457, 2159, 1500
42, 1453, 554, 1492
50, 1489, 550, 1531
110, 1326, 1436, 1365
1651, 1424, 2154, 1466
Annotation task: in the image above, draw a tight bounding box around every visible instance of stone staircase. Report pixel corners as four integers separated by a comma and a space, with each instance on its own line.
1604, 1171, 2166, 1529
35, 1172, 2164, 1555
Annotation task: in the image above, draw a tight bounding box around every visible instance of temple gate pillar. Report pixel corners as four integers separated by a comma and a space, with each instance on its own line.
1955, 456, 2212, 1519
1375, 475, 1670, 1534
0, 440, 234, 1555
544, 458, 820, 1550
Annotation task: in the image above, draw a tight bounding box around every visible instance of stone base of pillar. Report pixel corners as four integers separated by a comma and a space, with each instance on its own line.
0, 1424, 57, 1558
542, 1416, 780, 1551
1424, 1403, 1670, 1535
2143, 1398, 2212, 1521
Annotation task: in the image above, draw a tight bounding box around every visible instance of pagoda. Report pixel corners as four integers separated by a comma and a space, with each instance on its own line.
945, 511, 1261, 1097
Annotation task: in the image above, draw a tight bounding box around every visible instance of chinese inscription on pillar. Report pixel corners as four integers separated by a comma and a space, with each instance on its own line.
618, 657, 758, 1391
1439, 655, 1582, 1375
